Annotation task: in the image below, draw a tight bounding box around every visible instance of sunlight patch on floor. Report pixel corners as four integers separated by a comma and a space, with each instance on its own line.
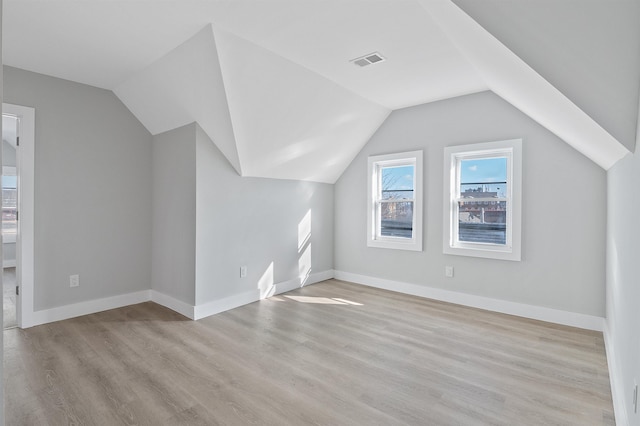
284, 295, 363, 305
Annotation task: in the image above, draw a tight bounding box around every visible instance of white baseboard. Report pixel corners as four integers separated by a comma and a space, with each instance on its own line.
274, 269, 335, 295
28, 290, 151, 328
603, 323, 628, 426
194, 290, 258, 320
22, 270, 603, 335
21, 271, 335, 328
193, 269, 334, 320
150, 290, 195, 320
334, 270, 604, 331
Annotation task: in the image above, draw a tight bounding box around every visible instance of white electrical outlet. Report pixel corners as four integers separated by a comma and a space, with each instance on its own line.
445, 266, 454, 278
70, 274, 80, 288
240, 266, 247, 278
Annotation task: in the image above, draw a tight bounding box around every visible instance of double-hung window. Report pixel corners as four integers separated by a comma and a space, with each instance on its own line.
443, 140, 522, 261
367, 150, 423, 251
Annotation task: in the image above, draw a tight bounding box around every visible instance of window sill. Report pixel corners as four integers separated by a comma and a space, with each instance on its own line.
444, 243, 520, 261
369, 237, 422, 252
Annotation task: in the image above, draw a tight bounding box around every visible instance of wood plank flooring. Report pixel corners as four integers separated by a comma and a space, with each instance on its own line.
4, 279, 614, 425
3, 267, 17, 329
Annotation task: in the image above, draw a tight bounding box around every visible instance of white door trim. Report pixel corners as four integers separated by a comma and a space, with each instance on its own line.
3, 103, 35, 329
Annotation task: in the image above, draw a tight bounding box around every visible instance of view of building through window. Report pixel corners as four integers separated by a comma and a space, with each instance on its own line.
458, 157, 507, 244
380, 165, 414, 238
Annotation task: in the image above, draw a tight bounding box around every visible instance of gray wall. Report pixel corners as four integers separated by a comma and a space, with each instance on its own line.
607, 148, 640, 425
3, 66, 153, 310
150, 122, 334, 307
151, 124, 196, 304
194, 124, 333, 305
335, 91, 607, 316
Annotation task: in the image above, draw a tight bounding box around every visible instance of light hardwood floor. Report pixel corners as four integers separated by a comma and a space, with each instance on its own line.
3, 267, 17, 329
4, 279, 614, 425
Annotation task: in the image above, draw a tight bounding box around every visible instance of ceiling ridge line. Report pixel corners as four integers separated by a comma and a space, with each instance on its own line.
210, 23, 392, 113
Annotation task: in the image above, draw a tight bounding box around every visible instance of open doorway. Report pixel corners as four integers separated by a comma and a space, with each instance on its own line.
2, 114, 18, 328
2, 103, 35, 329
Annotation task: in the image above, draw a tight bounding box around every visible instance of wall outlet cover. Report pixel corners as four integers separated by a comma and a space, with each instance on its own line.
445, 266, 454, 278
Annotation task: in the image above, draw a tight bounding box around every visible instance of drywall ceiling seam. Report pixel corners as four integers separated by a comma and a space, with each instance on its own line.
417, 0, 629, 170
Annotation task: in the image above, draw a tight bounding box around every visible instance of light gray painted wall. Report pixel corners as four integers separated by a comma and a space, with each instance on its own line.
3, 66, 153, 310
335, 91, 606, 316
194, 124, 333, 304
151, 124, 196, 304
607, 149, 640, 425
453, 0, 640, 152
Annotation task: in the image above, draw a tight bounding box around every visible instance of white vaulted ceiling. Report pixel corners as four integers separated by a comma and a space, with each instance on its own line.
3, 0, 639, 182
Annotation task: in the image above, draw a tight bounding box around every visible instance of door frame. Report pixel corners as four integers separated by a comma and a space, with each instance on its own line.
3, 103, 35, 328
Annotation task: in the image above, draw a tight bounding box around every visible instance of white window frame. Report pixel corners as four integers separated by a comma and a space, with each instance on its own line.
367, 150, 423, 251
443, 139, 522, 261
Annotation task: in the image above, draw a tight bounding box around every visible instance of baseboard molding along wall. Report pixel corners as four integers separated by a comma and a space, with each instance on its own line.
28, 290, 151, 328
193, 269, 334, 320
602, 324, 627, 426
23, 269, 602, 333
334, 270, 604, 332
150, 290, 195, 320
24, 270, 334, 327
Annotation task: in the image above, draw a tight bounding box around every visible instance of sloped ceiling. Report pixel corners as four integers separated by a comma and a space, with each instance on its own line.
419, 0, 633, 169
114, 25, 242, 175
4, 0, 639, 182
452, 0, 640, 152
213, 28, 390, 182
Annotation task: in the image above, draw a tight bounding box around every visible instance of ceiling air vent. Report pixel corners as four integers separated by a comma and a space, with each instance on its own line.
351, 52, 385, 67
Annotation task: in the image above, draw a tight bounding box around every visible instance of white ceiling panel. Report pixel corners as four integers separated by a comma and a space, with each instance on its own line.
214, 28, 390, 183
114, 24, 241, 174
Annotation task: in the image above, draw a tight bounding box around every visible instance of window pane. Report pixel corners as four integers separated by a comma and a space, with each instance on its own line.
458, 200, 506, 244
444, 141, 520, 260
460, 158, 507, 198
381, 201, 413, 238
381, 165, 414, 200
